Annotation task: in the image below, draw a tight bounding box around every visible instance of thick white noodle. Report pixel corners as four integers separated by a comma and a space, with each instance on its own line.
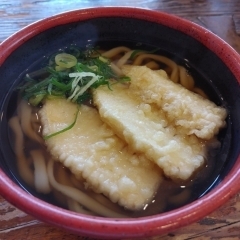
30, 150, 51, 194
47, 160, 126, 218
116, 50, 134, 68
67, 199, 94, 215
179, 66, 194, 90
18, 100, 43, 143
193, 87, 208, 98
101, 46, 131, 58
89, 192, 125, 213
8, 116, 34, 187
110, 62, 123, 76
145, 61, 160, 70
133, 53, 179, 82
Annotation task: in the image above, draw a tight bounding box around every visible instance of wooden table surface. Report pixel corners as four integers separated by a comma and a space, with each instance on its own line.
1, 0, 240, 239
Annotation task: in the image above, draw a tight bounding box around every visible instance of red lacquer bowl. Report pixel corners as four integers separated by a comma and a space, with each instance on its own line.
0, 7, 240, 239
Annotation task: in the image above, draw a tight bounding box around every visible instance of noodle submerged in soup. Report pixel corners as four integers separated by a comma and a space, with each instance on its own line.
7, 45, 228, 217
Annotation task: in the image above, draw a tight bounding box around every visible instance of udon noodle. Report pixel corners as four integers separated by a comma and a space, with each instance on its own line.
101, 46, 205, 96
8, 46, 224, 217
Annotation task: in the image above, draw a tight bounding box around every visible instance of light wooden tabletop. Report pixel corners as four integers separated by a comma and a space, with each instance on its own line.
1, 0, 240, 239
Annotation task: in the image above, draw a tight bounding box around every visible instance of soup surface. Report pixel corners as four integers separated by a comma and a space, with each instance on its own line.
5, 43, 229, 217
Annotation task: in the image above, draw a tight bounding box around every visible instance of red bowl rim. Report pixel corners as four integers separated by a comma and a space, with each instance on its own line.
0, 7, 240, 239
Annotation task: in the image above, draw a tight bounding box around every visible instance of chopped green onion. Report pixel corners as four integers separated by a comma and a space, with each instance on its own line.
68, 72, 100, 102
55, 65, 67, 72
55, 53, 77, 68
20, 46, 131, 107
119, 76, 131, 82
43, 105, 79, 140
47, 83, 53, 95
29, 94, 45, 106
98, 56, 108, 63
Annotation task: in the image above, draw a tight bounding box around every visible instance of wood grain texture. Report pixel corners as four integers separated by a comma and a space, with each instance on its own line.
0, 0, 240, 239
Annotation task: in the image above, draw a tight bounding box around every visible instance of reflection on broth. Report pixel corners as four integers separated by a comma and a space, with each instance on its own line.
8, 45, 227, 217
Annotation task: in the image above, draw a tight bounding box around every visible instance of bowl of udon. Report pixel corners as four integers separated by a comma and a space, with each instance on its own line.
0, 6, 240, 239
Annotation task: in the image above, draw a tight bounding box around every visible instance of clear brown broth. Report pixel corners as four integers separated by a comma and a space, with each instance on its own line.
6, 45, 229, 217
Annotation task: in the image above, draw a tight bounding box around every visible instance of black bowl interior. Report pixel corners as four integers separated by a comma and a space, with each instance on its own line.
0, 16, 240, 214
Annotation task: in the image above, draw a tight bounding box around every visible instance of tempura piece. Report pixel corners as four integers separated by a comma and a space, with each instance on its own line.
122, 65, 227, 140
39, 98, 162, 210
93, 84, 206, 181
